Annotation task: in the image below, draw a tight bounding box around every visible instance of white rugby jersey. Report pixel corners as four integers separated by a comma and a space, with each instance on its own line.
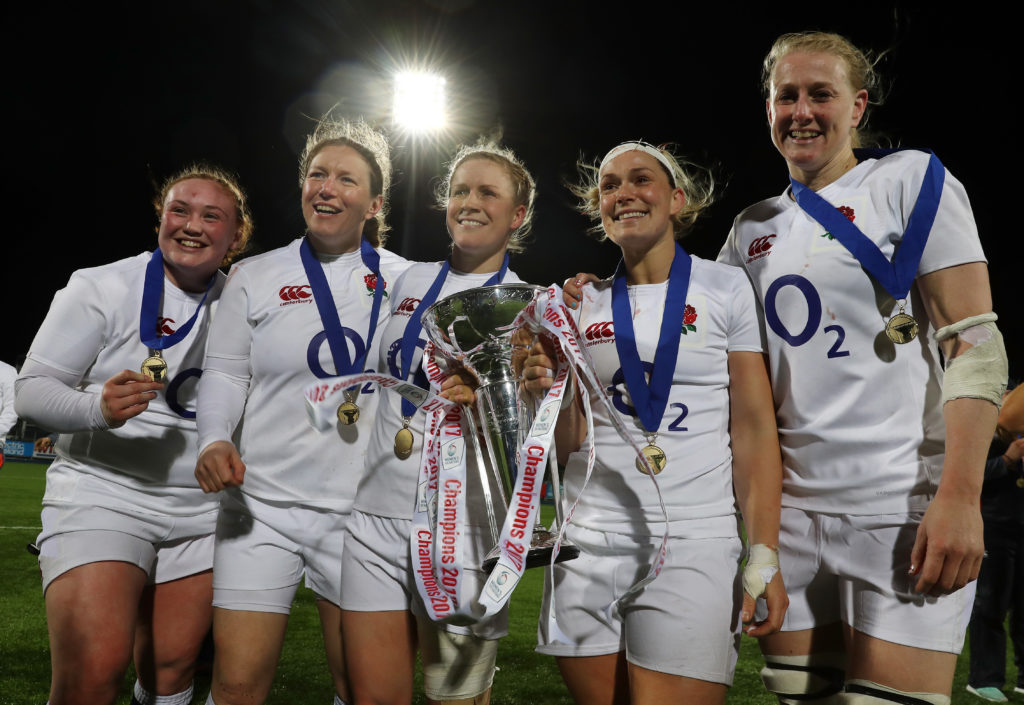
564, 255, 762, 537
19, 252, 223, 515
197, 238, 410, 509
718, 150, 986, 514
354, 261, 522, 520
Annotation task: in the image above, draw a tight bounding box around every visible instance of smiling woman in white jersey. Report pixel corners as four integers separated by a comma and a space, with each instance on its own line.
528, 141, 786, 705
16, 164, 252, 705
717, 31, 1008, 705
193, 116, 410, 705
339, 141, 536, 705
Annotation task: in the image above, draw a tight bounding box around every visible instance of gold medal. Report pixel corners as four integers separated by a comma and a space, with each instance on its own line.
394, 419, 414, 460
141, 350, 168, 382
885, 302, 918, 344
635, 441, 667, 475
337, 389, 360, 425
1016, 477, 1024, 488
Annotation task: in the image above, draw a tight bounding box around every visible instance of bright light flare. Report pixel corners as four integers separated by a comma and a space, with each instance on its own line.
393, 71, 447, 133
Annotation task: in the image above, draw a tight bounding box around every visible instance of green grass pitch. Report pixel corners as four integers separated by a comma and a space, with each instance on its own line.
0, 460, 1015, 703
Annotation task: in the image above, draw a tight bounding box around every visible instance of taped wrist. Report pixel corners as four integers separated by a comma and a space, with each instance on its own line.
743, 543, 780, 598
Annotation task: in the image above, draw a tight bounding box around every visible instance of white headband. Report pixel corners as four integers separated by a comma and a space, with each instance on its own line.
599, 141, 678, 186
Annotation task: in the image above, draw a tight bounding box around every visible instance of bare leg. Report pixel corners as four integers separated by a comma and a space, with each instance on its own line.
628, 661, 727, 705
318, 600, 349, 702
341, 608, 417, 705
555, 653, 629, 705
46, 561, 148, 705
209, 607, 289, 705
134, 569, 213, 695
843, 624, 957, 696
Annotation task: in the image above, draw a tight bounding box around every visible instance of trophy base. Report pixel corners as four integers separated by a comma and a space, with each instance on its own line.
481, 526, 581, 572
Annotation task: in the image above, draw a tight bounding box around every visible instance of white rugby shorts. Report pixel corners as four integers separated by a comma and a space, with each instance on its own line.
212, 491, 347, 613
340, 510, 508, 640
37, 475, 215, 592
537, 524, 743, 685
761, 507, 974, 653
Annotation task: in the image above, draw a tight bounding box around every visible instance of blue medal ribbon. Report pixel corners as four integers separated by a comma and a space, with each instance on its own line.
611, 242, 691, 433
399, 254, 509, 417
300, 236, 386, 379
790, 148, 945, 302
138, 249, 215, 350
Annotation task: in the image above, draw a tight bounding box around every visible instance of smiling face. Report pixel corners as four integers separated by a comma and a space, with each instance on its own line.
767, 50, 868, 188
301, 144, 383, 254
598, 150, 684, 256
157, 178, 242, 292
446, 157, 525, 272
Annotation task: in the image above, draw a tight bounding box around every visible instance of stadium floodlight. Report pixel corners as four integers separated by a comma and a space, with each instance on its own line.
393, 71, 446, 133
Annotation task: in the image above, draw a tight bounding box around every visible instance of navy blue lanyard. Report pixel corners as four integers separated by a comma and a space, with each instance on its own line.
610, 242, 691, 432
790, 149, 944, 302
300, 236, 385, 376
139, 249, 214, 350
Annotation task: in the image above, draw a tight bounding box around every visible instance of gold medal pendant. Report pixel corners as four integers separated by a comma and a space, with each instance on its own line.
1016, 477, 1024, 489
635, 434, 667, 475
337, 389, 360, 425
394, 418, 414, 460
141, 350, 168, 382
885, 302, 918, 344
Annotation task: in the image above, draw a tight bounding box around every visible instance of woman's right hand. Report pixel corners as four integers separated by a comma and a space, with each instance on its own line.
195, 441, 246, 493
100, 369, 164, 428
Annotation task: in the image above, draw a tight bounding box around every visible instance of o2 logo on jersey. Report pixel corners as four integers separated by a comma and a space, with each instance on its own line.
609, 364, 689, 431
306, 328, 368, 379
386, 338, 427, 378
165, 367, 202, 419
157, 318, 177, 335
745, 234, 776, 264
764, 274, 849, 359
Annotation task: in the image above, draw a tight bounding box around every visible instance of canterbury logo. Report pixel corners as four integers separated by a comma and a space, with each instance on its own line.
279, 285, 312, 302
397, 297, 420, 314
747, 235, 776, 257
584, 322, 614, 341
157, 318, 176, 335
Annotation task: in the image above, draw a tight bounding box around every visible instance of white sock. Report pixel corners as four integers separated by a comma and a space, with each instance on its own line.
334, 696, 349, 705
133, 681, 195, 705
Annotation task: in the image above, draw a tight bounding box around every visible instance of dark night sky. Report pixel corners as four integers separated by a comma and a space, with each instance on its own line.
4, 2, 1017, 375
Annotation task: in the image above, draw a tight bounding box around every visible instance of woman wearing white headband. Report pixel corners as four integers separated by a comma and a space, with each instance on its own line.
718, 32, 1005, 704
530, 140, 787, 704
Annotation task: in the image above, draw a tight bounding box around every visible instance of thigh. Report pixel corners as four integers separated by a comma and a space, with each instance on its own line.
623, 536, 742, 686
46, 561, 148, 702
628, 662, 727, 705
556, 653, 629, 705
837, 513, 974, 654
38, 503, 160, 592
213, 495, 303, 612
341, 608, 417, 705
843, 625, 957, 696
536, 525, 627, 658
339, 511, 414, 612
210, 607, 290, 704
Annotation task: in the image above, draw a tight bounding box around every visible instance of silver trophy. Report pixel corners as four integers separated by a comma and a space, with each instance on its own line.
421, 283, 579, 571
